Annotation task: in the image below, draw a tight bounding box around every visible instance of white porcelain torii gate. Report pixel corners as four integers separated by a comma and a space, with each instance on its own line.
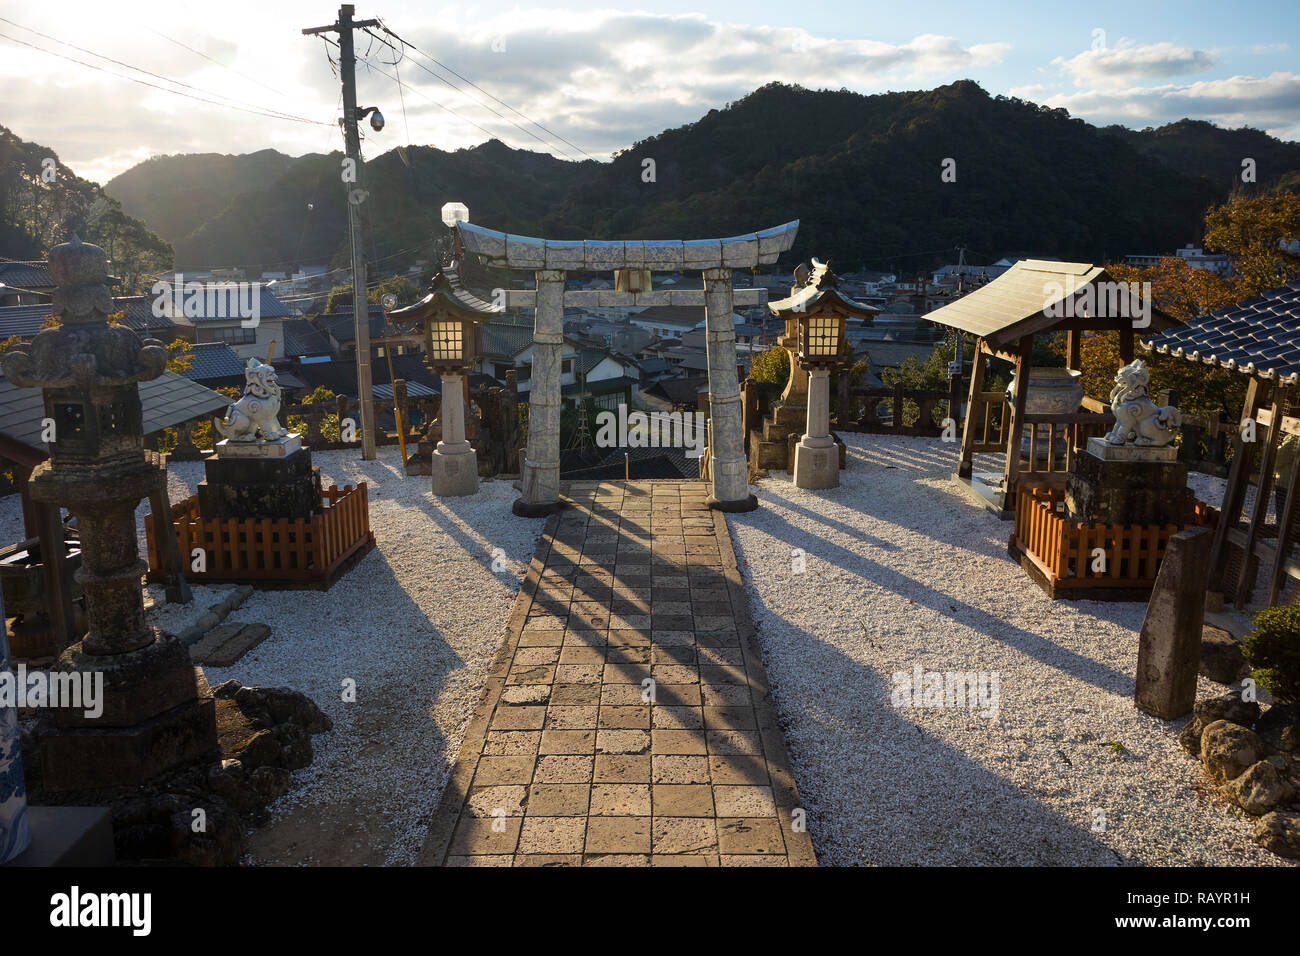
454, 220, 800, 515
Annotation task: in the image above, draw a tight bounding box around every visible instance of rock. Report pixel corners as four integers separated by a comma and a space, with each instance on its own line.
271, 723, 313, 770
1200, 720, 1266, 784
232, 724, 313, 771
248, 766, 293, 804
1256, 703, 1300, 755
232, 729, 281, 771
233, 685, 333, 734
114, 823, 170, 861
1195, 692, 1261, 727
169, 797, 241, 866
1181, 693, 1262, 756
211, 679, 243, 700
1253, 811, 1300, 859
1220, 760, 1295, 815
1200, 626, 1246, 684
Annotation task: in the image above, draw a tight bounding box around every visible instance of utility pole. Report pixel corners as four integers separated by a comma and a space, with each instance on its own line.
304, 4, 380, 459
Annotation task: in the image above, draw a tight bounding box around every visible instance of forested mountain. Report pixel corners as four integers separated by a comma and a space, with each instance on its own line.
69, 80, 1300, 275
0, 124, 171, 291
1101, 118, 1300, 192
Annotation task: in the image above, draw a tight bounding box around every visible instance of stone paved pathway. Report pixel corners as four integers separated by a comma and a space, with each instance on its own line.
419, 480, 816, 866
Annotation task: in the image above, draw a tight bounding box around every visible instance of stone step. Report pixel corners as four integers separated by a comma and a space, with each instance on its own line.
192, 622, 272, 667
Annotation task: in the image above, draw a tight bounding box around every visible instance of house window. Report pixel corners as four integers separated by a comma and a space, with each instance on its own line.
212, 326, 256, 345
562, 359, 573, 374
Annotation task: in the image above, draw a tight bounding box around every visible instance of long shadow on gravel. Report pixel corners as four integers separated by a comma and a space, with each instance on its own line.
745, 610, 1133, 865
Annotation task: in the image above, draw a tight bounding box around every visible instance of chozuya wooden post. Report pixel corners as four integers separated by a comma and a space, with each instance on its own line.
1207, 377, 1263, 598
956, 338, 989, 479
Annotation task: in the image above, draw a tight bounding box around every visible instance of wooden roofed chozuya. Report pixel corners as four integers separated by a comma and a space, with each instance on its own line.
925, 259, 1177, 516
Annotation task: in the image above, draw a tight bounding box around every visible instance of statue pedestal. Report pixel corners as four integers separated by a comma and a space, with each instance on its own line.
197, 436, 322, 520
1065, 438, 1195, 526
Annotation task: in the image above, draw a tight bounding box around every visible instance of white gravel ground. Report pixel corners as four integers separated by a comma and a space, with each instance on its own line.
2, 447, 542, 866
727, 433, 1292, 867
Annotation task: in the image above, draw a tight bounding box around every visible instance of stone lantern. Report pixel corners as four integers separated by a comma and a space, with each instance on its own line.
768, 259, 872, 490
391, 268, 494, 496
0, 237, 217, 792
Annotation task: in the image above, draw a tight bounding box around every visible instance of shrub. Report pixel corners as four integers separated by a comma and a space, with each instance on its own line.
1243, 605, 1300, 705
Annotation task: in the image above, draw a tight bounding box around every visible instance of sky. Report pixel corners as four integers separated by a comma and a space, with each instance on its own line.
1, 0, 1297, 185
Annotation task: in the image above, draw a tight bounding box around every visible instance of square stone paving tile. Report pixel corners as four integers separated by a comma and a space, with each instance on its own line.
593, 754, 650, 783
519, 816, 587, 854
585, 817, 651, 854
448, 816, 522, 856
652, 784, 714, 816
534, 755, 593, 783
652, 817, 718, 854
716, 817, 787, 855
589, 783, 651, 816
527, 783, 590, 816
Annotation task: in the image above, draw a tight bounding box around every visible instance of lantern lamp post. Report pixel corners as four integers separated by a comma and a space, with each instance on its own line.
792, 309, 845, 489
768, 259, 872, 490
391, 267, 494, 496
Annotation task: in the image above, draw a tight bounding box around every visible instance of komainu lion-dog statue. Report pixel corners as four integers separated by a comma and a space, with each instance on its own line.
215, 357, 289, 442
1103, 359, 1181, 447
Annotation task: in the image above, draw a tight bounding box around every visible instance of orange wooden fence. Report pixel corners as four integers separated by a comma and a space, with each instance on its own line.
146, 483, 373, 585
1010, 487, 1216, 593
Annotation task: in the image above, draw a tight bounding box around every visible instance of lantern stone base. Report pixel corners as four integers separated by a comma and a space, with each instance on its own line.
793, 436, 840, 490
431, 442, 480, 497
35, 650, 218, 793
197, 442, 323, 521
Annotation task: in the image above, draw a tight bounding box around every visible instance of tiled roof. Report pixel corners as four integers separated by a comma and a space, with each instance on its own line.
316, 307, 392, 343
0, 303, 52, 338
1144, 278, 1300, 383
177, 342, 247, 382
563, 375, 638, 397
629, 306, 707, 330
0, 298, 178, 339
0, 370, 230, 452
478, 322, 534, 358
110, 296, 178, 334
294, 352, 441, 398
157, 284, 293, 322
0, 260, 54, 291
280, 318, 333, 357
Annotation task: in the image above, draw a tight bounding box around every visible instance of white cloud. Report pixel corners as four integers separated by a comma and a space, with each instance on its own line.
1010, 71, 1300, 140
0, 4, 1010, 181
1053, 40, 1219, 88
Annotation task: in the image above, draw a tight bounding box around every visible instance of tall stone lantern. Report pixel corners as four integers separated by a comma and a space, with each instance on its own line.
390, 269, 495, 496
768, 260, 873, 490
0, 237, 217, 792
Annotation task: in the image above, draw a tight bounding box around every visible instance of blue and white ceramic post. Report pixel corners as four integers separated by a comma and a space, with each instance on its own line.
0, 588, 31, 863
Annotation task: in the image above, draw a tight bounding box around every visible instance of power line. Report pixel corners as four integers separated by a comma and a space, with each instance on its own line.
378, 22, 598, 162
146, 26, 290, 100
0, 27, 329, 127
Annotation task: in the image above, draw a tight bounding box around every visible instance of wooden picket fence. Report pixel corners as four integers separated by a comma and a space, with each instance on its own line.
146, 483, 373, 585
1010, 487, 1216, 597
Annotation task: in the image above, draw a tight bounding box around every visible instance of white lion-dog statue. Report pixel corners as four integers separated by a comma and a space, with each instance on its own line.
1103, 359, 1181, 447
215, 357, 289, 442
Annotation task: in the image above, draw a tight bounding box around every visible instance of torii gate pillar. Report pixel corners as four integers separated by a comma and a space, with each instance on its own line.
703, 267, 757, 511
514, 269, 567, 516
